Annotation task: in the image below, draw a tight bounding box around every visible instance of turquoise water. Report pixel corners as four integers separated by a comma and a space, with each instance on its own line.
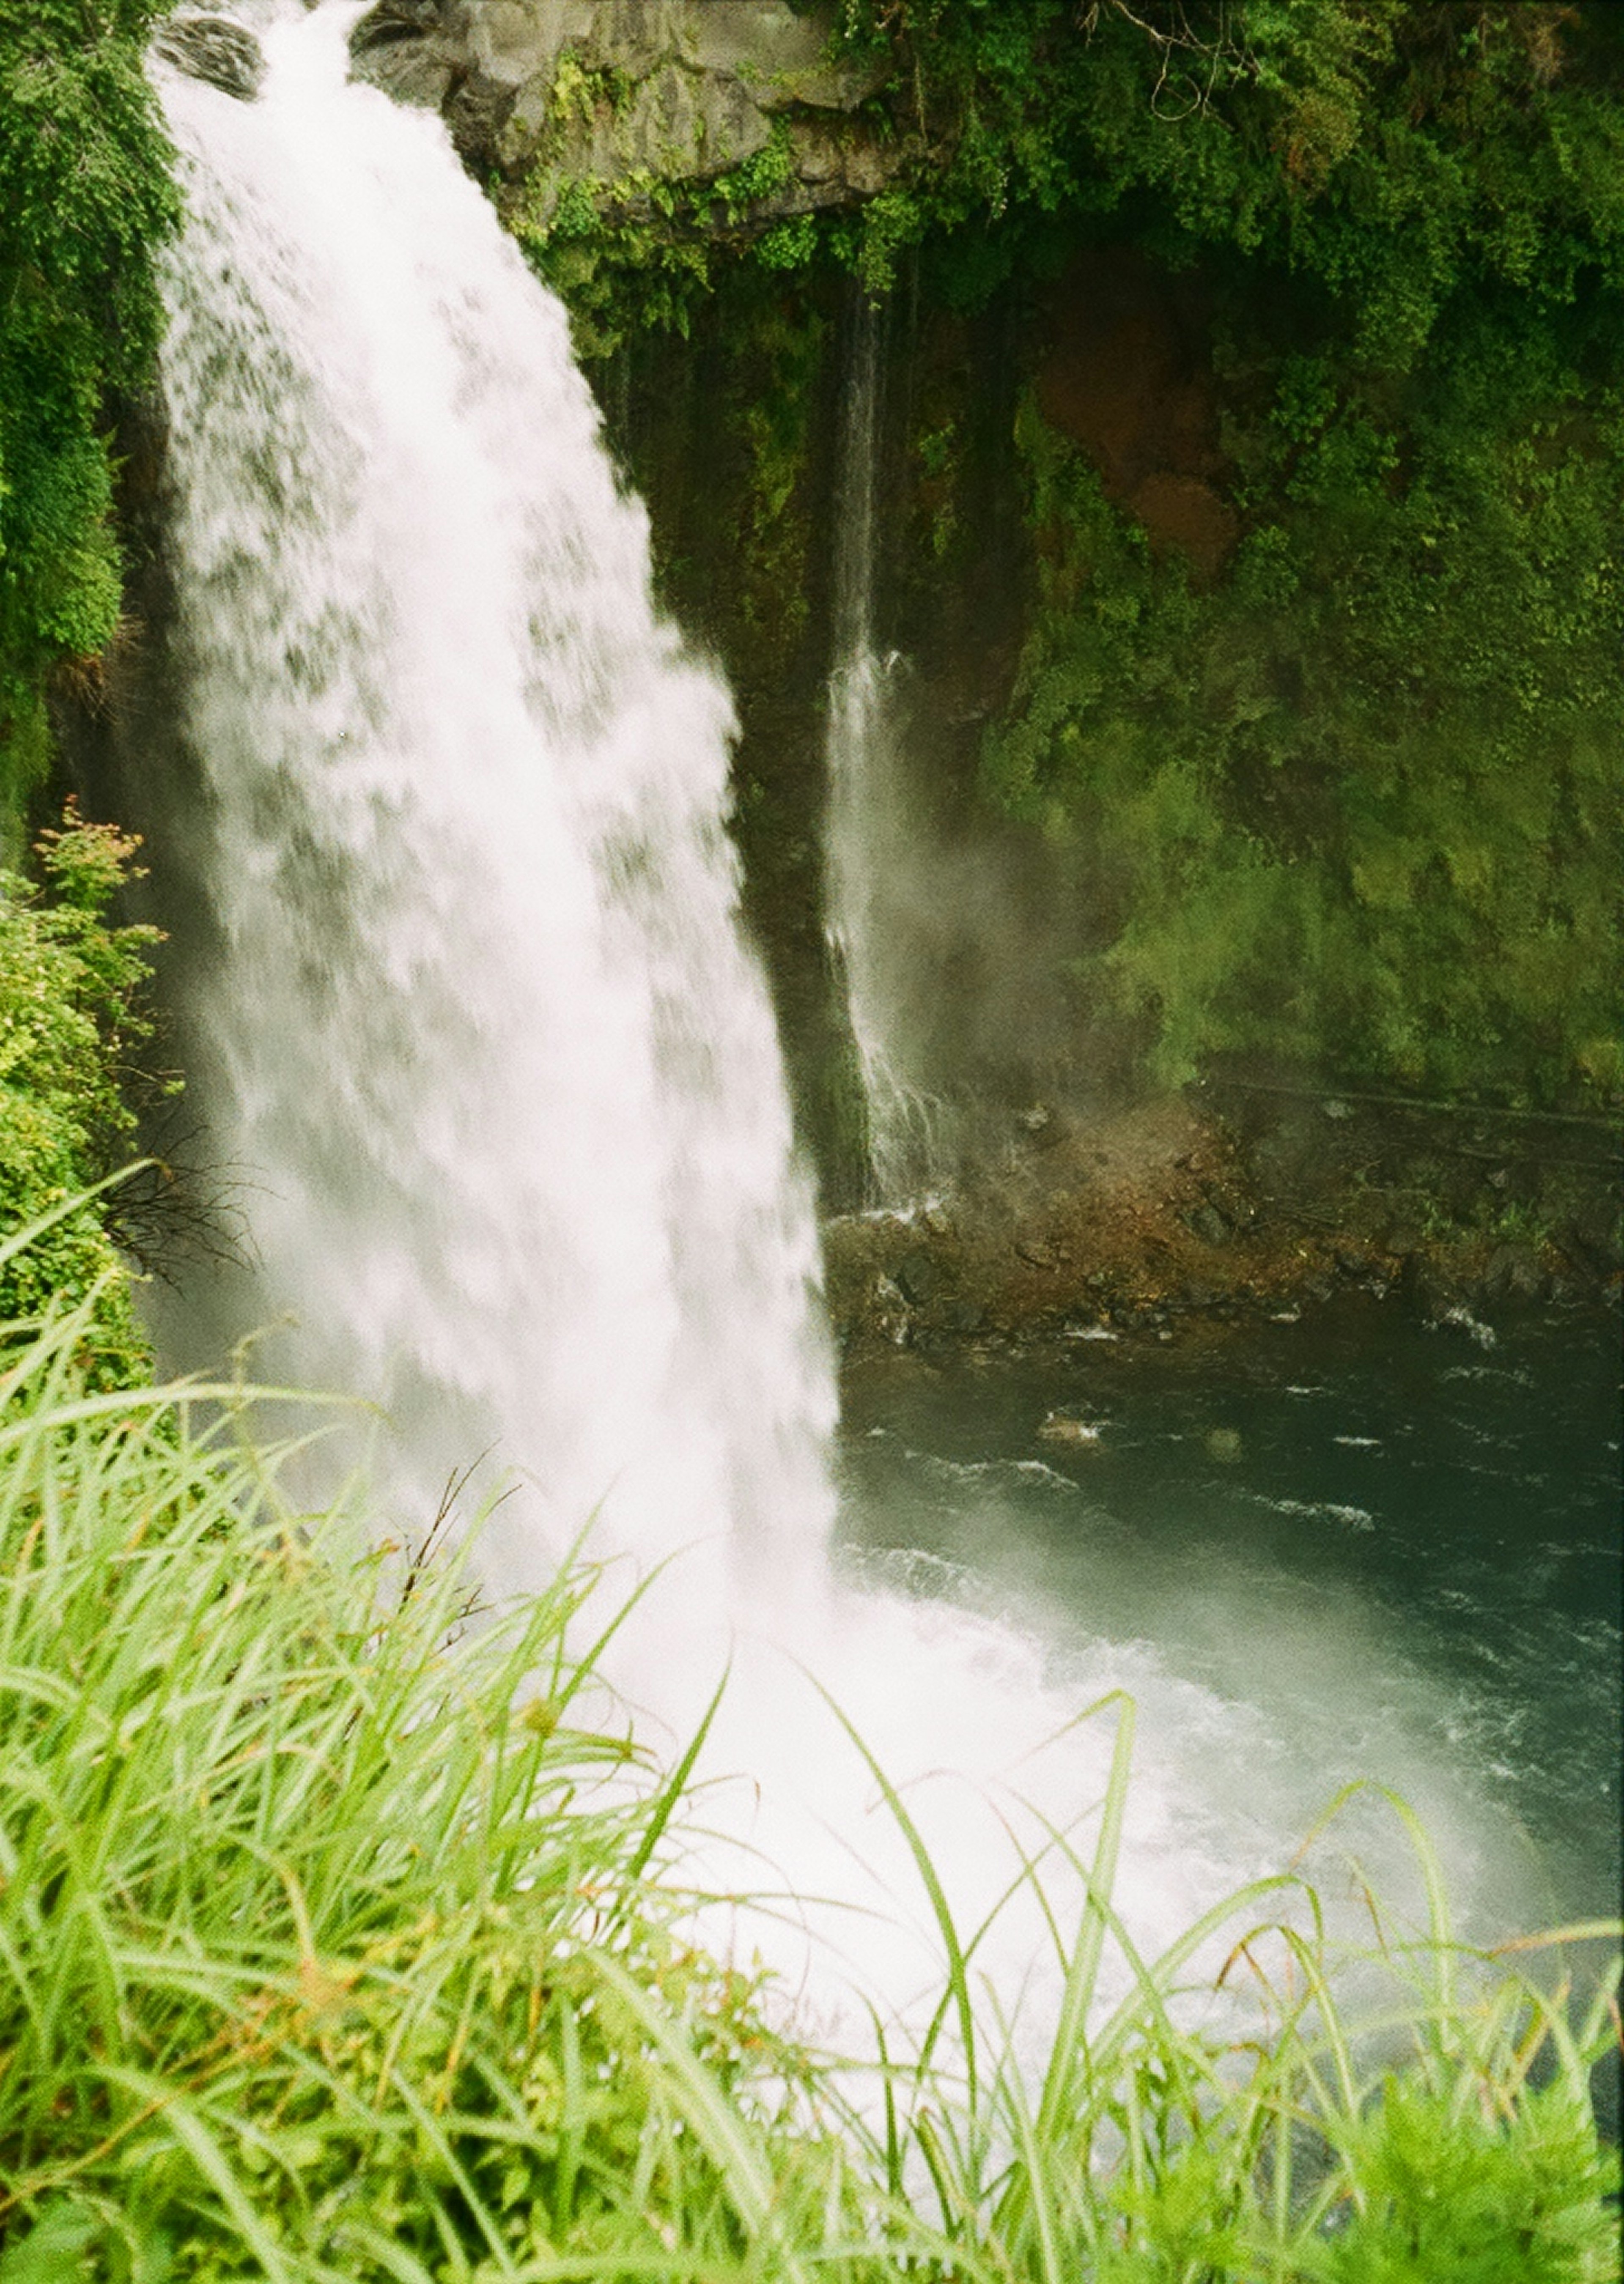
839, 1295, 1621, 1931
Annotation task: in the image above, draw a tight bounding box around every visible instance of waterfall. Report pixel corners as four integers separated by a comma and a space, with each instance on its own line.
152, 2, 834, 1641
823, 292, 945, 1205
145, 4, 1522, 2040
146, 6, 1221, 2019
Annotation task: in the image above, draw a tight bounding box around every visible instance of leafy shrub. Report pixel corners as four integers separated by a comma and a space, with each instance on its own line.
826, 2, 1624, 1106
0, 805, 165, 1385
0, 0, 178, 815
1312, 2080, 1621, 2283
808, 9, 1624, 1110
529, 4, 1624, 1112
836, 1, 1624, 329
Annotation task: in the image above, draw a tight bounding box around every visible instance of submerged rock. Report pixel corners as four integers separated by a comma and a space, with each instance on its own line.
1483, 1242, 1547, 1301
894, 1249, 941, 1307
1568, 1197, 1624, 1273
1038, 1413, 1102, 1448
1015, 1237, 1062, 1270
152, 13, 266, 101
1401, 1252, 1465, 1324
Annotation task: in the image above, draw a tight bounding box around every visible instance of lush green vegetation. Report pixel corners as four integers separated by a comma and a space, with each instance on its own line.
523, 3, 1624, 1115
934, 3, 1624, 1104
831, 3, 1624, 303
861, 1, 1623, 1108
985, 349, 1624, 1101
0, 807, 164, 1385
0, 1243, 1616, 2278
0, 1277, 833, 2278
0, 19, 1612, 2268
512, 121, 820, 362
0, 2, 178, 1376
0, 0, 178, 830
0, 16, 1615, 2248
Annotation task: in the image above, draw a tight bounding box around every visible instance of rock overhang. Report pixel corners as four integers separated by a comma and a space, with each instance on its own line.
347, 0, 898, 218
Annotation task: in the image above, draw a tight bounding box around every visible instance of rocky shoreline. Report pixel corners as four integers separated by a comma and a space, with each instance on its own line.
824, 1082, 1624, 1363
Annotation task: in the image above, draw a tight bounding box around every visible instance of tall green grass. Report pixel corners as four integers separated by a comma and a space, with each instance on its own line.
0, 1231, 1617, 2279
837, 1703, 1621, 2284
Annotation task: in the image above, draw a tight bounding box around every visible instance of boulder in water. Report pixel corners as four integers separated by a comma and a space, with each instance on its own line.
1401, 1251, 1465, 1324
1015, 1236, 1065, 1270
1038, 1413, 1102, 1449
152, 13, 266, 101
894, 1249, 941, 1307
1483, 1242, 1547, 1302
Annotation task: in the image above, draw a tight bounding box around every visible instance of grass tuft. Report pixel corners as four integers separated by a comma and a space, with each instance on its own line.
0, 1216, 1616, 2278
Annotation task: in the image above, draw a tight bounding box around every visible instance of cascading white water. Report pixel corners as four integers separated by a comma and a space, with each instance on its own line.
153, 1, 834, 1648
149, 3, 1530, 2045
822, 293, 946, 1206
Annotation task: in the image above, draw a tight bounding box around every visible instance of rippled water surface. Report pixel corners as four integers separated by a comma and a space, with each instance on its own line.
839, 1296, 1622, 1928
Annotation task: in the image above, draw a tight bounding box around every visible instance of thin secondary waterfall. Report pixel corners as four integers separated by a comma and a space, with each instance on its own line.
823, 292, 944, 1205
153, 3, 834, 1634
147, 3, 1525, 2036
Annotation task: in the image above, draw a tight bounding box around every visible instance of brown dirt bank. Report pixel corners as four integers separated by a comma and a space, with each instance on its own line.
823, 1082, 1623, 1362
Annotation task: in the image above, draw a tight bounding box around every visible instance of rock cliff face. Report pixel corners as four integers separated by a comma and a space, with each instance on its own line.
348, 1, 895, 214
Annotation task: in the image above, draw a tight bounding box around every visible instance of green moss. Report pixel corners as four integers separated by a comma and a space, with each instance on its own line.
985, 301, 1624, 1104
730, 296, 827, 655
513, 175, 715, 359
715, 118, 798, 217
